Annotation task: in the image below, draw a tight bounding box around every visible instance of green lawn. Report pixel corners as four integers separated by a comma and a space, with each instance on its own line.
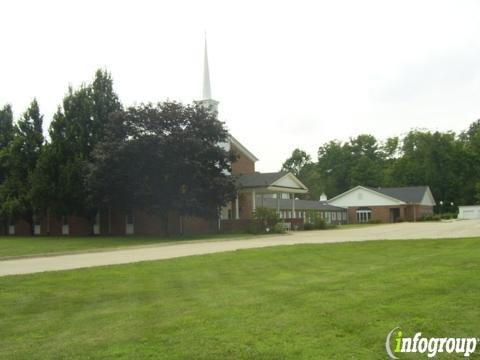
1, 238, 480, 359
0, 233, 261, 258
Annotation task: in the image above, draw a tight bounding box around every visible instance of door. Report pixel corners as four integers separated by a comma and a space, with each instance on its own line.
389, 208, 400, 222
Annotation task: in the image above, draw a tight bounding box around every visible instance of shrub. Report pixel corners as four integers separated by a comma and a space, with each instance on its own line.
304, 210, 336, 230
246, 222, 262, 234
314, 217, 327, 230
304, 223, 315, 231
272, 222, 286, 234
254, 207, 280, 226
440, 212, 457, 220
368, 219, 382, 224
252, 207, 282, 233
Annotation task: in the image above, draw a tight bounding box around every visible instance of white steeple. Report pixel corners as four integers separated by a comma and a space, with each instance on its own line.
202, 37, 212, 100
196, 33, 219, 112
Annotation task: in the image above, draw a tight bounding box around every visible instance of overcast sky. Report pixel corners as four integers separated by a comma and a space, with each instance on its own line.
2, 0, 480, 172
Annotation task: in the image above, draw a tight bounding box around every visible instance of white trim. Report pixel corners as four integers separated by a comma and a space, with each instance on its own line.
235, 194, 240, 219
252, 189, 256, 213
229, 135, 258, 162
328, 185, 406, 205
272, 172, 308, 191
266, 185, 308, 194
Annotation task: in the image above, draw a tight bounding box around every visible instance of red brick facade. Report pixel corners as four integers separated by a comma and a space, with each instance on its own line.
347, 204, 433, 223
231, 143, 255, 175
230, 142, 256, 220
4, 140, 258, 237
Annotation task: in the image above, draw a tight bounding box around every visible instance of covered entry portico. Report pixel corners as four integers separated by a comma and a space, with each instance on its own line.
226, 172, 308, 220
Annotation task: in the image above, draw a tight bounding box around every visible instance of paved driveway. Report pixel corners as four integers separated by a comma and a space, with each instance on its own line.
1, 220, 479, 277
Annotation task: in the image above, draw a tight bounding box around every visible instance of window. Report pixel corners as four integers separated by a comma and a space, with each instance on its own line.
325, 212, 332, 224
93, 211, 101, 235
33, 214, 41, 236
356, 208, 372, 223
126, 210, 134, 235
8, 218, 15, 235
332, 212, 337, 221
62, 215, 69, 235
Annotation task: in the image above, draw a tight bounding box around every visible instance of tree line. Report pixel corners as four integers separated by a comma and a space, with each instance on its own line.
282, 124, 480, 212
0, 70, 236, 234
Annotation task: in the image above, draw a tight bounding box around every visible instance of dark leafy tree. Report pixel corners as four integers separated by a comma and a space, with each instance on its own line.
88, 102, 237, 233
0, 104, 14, 149
281, 149, 311, 177
31, 70, 122, 223
0, 100, 44, 233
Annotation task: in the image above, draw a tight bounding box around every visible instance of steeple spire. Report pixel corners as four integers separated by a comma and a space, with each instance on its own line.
196, 32, 219, 113
203, 36, 212, 100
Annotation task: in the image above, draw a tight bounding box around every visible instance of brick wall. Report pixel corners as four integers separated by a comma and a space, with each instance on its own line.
404, 205, 433, 221
13, 219, 31, 236
68, 215, 91, 236
220, 219, 260, 232
239, 193, 254, 219
347, 205, 407, 223
231, 143, 255, 175
134, 209, 166, 236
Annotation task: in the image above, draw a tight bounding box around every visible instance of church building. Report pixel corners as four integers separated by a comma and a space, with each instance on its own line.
5, 39, 311, 236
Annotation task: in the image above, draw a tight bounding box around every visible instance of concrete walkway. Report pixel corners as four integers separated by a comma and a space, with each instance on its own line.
1, 220, 479, 277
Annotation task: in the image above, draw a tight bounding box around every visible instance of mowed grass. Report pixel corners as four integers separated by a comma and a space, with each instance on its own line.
0, 233, 260, 258
1, 238, 480, 359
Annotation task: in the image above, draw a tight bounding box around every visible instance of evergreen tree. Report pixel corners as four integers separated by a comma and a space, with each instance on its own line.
0, 104, 14, 149
31, 70, 122, 223
0, 100, 44, 233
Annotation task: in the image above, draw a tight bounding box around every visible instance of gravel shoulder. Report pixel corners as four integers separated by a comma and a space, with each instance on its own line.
1, 220, 479, 277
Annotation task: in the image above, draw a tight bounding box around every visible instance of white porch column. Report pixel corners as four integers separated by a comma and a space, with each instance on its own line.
251, 189, 256, 214
235, 193, 240, 220
276, 193, 280, 215
292, 194, 295, 219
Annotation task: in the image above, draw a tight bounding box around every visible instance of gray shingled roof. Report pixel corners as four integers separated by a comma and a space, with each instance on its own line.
366, 186, 430, 203
236, 172, 288, 188
260, 198, 345, 211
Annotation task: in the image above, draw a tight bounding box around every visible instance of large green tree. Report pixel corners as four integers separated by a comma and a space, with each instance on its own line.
388, 130, 469, 209
281, 149, 311, 177
281, 122, 480, 209
87, 102, 237, 232
31, 70, 122, 221
0, 104, 14, 149
0, 104, 15, 233
0, 100, 44, 233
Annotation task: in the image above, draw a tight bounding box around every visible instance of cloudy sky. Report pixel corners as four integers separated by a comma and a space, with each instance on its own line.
2, 0, 480, 172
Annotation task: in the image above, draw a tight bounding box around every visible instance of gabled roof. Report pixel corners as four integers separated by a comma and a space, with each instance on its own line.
328, 185, 435, 206
365, 186, 433, 204
230, 135, 258, 162
261, 198, 345, 211
237, 172, 287, 188
236, 171, 308, 193
328, 185, 405, 205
